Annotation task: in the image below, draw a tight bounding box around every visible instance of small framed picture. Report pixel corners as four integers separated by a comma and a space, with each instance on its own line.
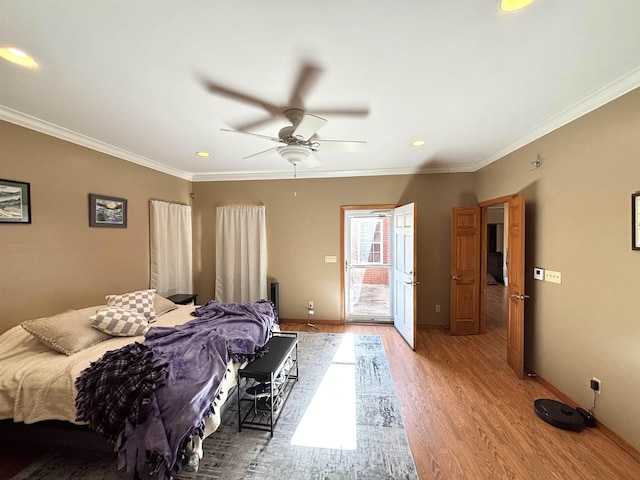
633, 193, 640, 250
89, 193, 127, 228
0, 178, 31, 224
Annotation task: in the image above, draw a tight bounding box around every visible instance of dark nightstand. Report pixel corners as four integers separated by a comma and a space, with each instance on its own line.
167, 294, 198, 305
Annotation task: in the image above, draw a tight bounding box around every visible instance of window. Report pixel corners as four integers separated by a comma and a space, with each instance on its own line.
353, 218, 383, 264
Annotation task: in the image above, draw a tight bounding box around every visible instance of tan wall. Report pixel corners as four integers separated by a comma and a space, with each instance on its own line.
192, 173, 476, 324
0, 121, 191, 332
474, 87, 640, 450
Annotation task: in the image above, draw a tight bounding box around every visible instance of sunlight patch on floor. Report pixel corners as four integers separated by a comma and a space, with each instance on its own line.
290, 333, 357, 450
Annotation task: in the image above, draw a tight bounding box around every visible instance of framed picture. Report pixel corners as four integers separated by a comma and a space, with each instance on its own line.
89, 193, 127, 228
633, 193, 640, 250
0, 178, 31, 224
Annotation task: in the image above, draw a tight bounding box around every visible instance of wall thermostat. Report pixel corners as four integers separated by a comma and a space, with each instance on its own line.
534, 268, 545, 281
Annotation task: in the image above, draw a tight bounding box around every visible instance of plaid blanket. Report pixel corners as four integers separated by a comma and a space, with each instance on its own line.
75, 343, 168, 443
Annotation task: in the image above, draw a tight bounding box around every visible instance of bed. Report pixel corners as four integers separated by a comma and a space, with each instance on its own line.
0, 290, 277, 478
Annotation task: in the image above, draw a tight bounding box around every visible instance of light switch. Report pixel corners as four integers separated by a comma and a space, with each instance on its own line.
544, 269, 562, 284
324, 255, 337, 263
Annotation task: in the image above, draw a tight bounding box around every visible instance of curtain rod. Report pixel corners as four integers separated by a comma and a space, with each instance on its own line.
216, 202, 265, 207
149, 199, 190, 207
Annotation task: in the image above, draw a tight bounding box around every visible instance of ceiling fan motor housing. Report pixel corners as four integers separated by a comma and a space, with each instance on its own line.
278, 125, 299, 143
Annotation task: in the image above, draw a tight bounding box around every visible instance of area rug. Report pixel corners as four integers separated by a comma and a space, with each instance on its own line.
11, 333, 418, 480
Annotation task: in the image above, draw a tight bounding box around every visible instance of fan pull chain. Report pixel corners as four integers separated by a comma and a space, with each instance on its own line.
293, 163, 297, 196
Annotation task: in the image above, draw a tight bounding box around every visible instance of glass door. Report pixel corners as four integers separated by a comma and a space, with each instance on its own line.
344, 210, 393, 323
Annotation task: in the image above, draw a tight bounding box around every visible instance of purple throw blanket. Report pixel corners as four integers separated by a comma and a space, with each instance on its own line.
76, 301, 275, 478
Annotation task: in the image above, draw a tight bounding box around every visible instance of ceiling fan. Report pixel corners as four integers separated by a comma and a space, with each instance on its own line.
202, 60, 368, 170
221, 107, 366, 169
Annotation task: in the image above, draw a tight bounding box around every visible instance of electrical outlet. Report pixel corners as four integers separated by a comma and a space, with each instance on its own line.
308, 301, 314, 310
591, 377, 601, 394
435, 304, 441, 312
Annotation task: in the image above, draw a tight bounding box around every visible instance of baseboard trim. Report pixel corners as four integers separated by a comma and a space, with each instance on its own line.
532, 372, 640, 463
280, 318, 343, 325
281, 319, 449, 329
419, 324, 448, 330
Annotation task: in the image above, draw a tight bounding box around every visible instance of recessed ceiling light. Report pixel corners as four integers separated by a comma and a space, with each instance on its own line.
0, 46, 38, 68
411, 140, 427, 147
196, 151, 210, 157
499, 0, 534, 12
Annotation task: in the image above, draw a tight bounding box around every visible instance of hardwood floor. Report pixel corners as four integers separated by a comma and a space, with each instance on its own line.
3, 293, 639, 480
284, 288, 640, 480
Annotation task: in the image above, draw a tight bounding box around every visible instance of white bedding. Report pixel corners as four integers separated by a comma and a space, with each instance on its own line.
0, 306, 239, 426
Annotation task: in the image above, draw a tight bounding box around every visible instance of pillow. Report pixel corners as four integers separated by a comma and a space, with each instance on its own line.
90, 307, 149, 336
21, 306, 110, 355
106, 289, 157, 323
154, 293, 178, 317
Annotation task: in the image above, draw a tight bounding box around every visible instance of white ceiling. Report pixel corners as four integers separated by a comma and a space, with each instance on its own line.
2, 1, 640, 182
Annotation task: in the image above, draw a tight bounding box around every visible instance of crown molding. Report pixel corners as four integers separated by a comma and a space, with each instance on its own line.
0, 106, 193, 181
473, 66, 640, 171
191, 162, 474, 182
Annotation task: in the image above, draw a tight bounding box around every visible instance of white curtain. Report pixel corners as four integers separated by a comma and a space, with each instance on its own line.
150, 200, 193, 297
215, 205, 267, 303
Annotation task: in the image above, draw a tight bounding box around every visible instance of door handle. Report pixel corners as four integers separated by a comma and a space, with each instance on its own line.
452, 275, 460, 280
405, 280, 421, 286
510, 294, 530, 300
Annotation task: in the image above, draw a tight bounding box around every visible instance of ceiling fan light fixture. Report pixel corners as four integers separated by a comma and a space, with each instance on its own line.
499, 0, 534, 12
278, 145, 310, 165
196, 151, 210, 157
411, 139, 427, 147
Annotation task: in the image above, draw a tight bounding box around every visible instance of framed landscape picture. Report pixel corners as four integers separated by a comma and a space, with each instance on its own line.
0, 178, 31, 224
89, 193, 127, 228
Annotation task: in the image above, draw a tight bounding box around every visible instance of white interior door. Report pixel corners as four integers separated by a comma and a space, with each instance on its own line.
393, 203, 417, 349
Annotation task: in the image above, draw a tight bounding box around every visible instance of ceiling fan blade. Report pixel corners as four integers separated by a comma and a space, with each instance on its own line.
220, 128, 283, 144
203, 79, 281, 116
243, 147, 279, 160
315, 139, 366, 152
293, 113, 327, 141
302, 151, 322, 168
232, 115, 280, 132
313, 107, 370, 118
288, 62, 323, 109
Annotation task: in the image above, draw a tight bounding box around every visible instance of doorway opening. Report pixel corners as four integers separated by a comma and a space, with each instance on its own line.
484, 204, 508, 333
343, 208, 393, 323
481, 194, 526, 378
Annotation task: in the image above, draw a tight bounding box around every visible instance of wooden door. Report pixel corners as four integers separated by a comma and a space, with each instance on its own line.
507, 195, 526, 378
449, 206, 481, 335
393, 203, 417, 349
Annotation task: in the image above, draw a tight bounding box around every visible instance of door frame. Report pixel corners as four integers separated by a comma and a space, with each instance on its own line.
340, 204, 398, 324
